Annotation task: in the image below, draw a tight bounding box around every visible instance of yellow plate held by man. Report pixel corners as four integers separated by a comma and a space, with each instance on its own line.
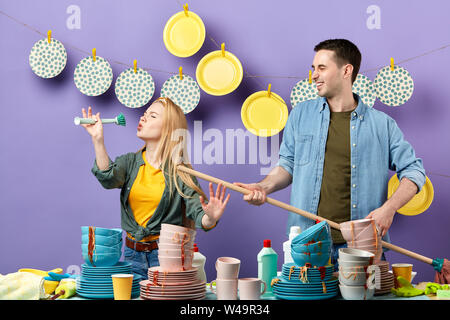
163, 8, 205, 57
196, 44, 243, 96
387, 174, 434, 216
241, 87, 288, 137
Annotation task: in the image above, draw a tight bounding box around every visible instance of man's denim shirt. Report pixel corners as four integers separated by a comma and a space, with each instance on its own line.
277, 94, 426, 247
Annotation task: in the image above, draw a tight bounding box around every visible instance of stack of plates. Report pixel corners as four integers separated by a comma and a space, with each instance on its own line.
76, 262, 141, 299
140, 266, 205, 300
272, 263, 338, 300
374, 261, 394, 295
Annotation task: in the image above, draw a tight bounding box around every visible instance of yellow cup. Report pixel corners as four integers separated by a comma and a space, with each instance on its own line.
111, 274, 134, 300
392, 263, 413, 288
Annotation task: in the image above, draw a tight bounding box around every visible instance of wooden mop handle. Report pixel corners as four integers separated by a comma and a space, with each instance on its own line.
177, 165, 434, 265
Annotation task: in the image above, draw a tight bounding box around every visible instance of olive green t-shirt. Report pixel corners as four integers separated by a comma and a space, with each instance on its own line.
317, 110, 353, 244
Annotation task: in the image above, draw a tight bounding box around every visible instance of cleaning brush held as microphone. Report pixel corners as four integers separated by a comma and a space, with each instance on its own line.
74, 113, 126, 126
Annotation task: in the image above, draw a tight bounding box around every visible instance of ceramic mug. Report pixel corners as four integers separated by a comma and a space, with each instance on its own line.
210, 279, 238, 300
215, 257, 241, 279
238, 278, 267, 300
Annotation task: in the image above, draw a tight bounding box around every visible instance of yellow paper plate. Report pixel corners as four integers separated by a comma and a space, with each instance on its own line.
241, 91, 288, 137
163, 10, 205, 57
387, 174, 434, 216
196, 50, 243, 96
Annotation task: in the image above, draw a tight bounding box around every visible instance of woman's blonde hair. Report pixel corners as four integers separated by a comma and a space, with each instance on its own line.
140, 97, 207, 200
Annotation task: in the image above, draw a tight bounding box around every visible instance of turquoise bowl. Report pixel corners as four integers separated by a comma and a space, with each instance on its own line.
291, 240, 332, 255
291, 250, 330, 267
81, 226, 122, 237
81, 233, 122, 246
81, 241, 123, 254
82, 252, 122, 267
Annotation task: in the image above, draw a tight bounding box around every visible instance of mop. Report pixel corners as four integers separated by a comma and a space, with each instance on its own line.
177, 165, 450, 284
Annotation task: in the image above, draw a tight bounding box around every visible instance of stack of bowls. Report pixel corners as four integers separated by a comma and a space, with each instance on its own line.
338, 248, 376, 300
340, 219, 382, 261
291, 221, 332, 268
81, 227, 123, 267
158, 223, 196, 271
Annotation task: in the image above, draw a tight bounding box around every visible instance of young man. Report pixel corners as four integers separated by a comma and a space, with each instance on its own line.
235, 39, 425, 268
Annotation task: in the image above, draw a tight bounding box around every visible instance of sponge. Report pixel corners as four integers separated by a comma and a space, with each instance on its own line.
437, 290, 450, 300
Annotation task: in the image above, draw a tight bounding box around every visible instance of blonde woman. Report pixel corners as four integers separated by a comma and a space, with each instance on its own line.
80, 97, 230, 278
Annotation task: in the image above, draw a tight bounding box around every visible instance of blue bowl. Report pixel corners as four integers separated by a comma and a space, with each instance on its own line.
291, 250, 330, 267
291, 221, 330, 245
81, 233, 123, 246
81, 241, 123, 254
82, 252, 122, 267
291, 240, 332, 255
81, 226, 122, 237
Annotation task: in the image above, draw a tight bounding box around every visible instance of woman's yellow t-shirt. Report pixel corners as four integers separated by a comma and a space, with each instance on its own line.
127, 150, 165, 242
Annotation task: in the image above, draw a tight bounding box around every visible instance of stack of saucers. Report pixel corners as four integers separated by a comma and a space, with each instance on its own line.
290, 221, 332, 268
373, 260, 395, 295
271, 263, 338, 300
139, 266, 205, 300
158, 224, 196, 271
76, 262, 141, 299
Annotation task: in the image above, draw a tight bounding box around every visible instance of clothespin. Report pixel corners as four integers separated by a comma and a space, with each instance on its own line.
267, 83, 272, 97
47, 30, 51, 44
134, 60, 137, 74
92, 48, 96, 62
183, 3, 189, 16
221, 43, 225, 57
390, 57, 394, 71
308, 70, 312, 84
179, 66, 183, 80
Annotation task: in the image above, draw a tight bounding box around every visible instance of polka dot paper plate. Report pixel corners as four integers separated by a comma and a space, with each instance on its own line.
196, 47, 243, 96
352, 74, 376, 107
388, 174, 434, 216
241, 90, 288, 137
374, 66, 414, 106
115, 68, 155, 108
163, 10, 205, 57
290, 79, 318, 108
160, 74, 200, 114
29, 38, 67, 78
74, 56, 113, 96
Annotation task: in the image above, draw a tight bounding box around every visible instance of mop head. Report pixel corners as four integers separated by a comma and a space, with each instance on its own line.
434, 258, 450, 284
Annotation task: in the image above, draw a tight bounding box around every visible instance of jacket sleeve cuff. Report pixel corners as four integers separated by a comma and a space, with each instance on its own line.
398, 169, 426, 193
277, 156, 294, 176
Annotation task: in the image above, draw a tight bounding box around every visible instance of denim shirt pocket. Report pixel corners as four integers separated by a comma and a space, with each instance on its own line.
294, 134, 313, 166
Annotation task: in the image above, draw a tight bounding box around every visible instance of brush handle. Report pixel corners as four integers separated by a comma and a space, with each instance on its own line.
74, 117, 117, 125
177, 165, 435, 266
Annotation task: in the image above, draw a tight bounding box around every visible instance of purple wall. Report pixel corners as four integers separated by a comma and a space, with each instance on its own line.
0, 0, 449, 283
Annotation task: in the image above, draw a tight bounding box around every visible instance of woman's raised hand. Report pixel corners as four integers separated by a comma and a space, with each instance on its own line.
81, 106, 104, 142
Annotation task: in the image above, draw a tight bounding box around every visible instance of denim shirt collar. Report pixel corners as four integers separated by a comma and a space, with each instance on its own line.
319, 93, 367, 120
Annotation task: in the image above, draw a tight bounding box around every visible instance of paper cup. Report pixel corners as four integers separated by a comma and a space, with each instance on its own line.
392, 263, 413, 288
111, 274, 134, 300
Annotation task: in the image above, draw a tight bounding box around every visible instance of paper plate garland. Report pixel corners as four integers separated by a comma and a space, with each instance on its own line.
115, 67, 155, 108
352, 74, 376, 107
160, 74, 200, 114
387, 174, 434, 216
29, 38, 67, 78
163, 6, 206, 57
196, 44, 243, 96
241, 87, 288, 137
74, 56, 113, 96
374, 65, 414, 106
290, 79, 318, 107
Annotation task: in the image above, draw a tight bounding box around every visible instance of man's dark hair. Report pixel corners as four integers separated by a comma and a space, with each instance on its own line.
314, 39, 361, 83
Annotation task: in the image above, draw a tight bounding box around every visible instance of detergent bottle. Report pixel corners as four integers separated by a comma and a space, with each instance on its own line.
192, 243, 207, 282
283, 226, 302, 264
257, 239, 278, 296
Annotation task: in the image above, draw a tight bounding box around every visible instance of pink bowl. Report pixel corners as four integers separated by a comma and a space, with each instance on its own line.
346, 238, 377, 247
158, 248, 194, 259
159, 235, 195, 246
158, 255, 193, 272
340, 219, 374, 230
158, 242, 193, 250
161, 223, 196, 235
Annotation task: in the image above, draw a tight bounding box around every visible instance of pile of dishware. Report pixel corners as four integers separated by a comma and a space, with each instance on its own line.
158, 223, 195, 271
139, 223, 205, 300
338, 248, 376, 300
373, 260, 395, 295
340, 219, 382, 261
271, 262, 338, 300
76, 262, 141, 299
290, 221, 332, 268
270, 221, 338, 300
81, 226, 123, 267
